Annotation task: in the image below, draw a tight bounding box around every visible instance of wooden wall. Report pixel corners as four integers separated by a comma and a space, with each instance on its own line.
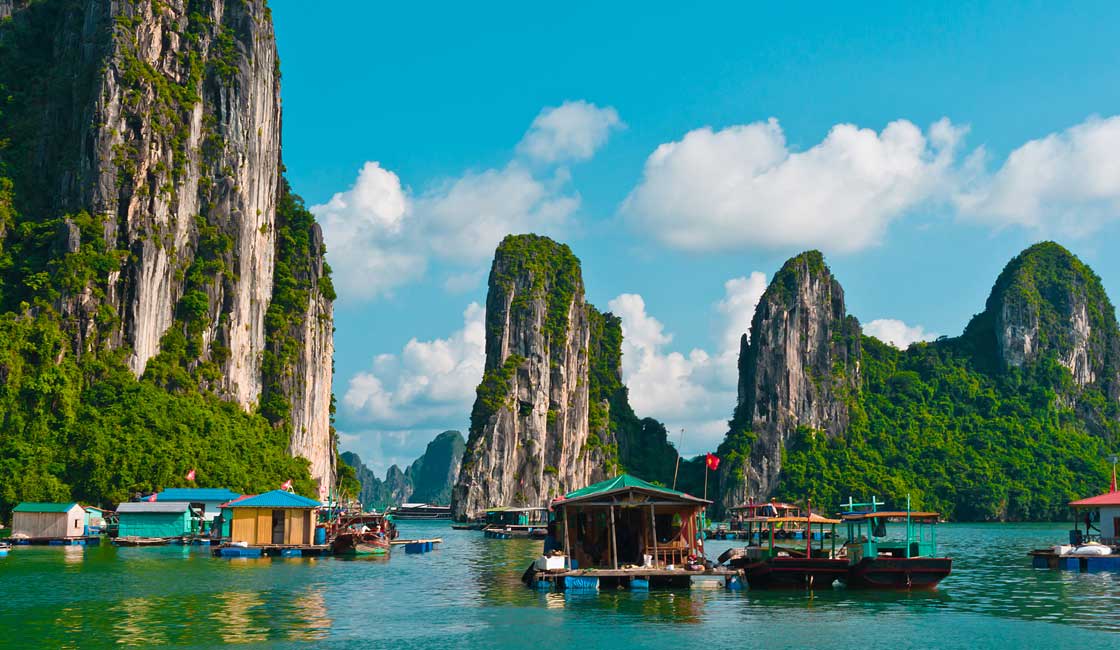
12, 508, 85, 538
229, 508, 315, 545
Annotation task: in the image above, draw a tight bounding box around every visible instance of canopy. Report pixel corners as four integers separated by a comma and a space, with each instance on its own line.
1069, 490, 1120, 508
841, 511, 940, 522
556, 474, 709, 506
222, 490, 320, 509
766, 514, 841, 525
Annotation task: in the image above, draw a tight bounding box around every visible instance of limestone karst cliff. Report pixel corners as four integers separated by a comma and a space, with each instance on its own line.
342, 431, 465, 508
716, 251, 861, 513
0, 0, 334, 501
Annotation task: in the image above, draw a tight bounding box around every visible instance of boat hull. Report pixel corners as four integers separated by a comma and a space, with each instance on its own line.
331, 533, 390, 556
742, 557, 849, 589
842, 557, 952, 589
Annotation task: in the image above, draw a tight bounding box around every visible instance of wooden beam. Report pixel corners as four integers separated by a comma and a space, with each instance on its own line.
609, 505, 619, 570
649, 504, 658, 568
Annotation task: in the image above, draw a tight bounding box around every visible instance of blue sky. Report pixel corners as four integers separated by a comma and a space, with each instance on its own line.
271, 1, 1120, 475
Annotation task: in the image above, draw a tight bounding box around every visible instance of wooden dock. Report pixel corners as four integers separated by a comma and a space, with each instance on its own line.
213, 543, 331, 558
528, 566, 743, 591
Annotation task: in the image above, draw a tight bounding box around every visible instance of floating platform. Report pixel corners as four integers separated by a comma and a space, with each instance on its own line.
12, 536, 100, 546
213, 544, 330, 558
113, 536, 170, 547
528, 567, 742, 591
390, 537, 442, 553
1030, 550, 1120, 571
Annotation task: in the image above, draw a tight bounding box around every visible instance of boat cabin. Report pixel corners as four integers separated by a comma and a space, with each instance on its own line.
220, 490, 320, 546
11, 502, 86, 540
736, 513, 841, 561
728, 500, 803, 534
551, 474, 710, 570
485, 507, 548, 528
839, 497, 940, 563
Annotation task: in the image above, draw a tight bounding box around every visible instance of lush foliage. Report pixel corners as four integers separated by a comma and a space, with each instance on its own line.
777, 334, 1117, 521
0, 311, 315, 518
490, 234, 582, 359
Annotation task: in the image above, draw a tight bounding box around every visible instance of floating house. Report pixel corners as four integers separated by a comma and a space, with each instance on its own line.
116, 502, 196, 539
221, 490, 321, 547
526, 474, 736, 590
11, 502, 88, 542
154, 488, 241, 537
1030, 487, 1120, 571
483, 507, 548, 538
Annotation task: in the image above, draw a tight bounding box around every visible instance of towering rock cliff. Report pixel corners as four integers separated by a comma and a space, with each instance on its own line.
964, 242, 1120, 401
452, 235, 619, 520
717, 251, 861, 512
0, 0, 334, 497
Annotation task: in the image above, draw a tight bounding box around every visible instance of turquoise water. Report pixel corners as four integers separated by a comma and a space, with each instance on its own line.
0, 522, 1118, 649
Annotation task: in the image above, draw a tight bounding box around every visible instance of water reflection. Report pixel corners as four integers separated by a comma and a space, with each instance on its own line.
112, 596, 168, 647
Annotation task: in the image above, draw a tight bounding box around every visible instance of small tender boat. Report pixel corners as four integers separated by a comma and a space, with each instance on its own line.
113, 536, 171, 547
331, 531, 391, 556
838, 497, 952, 589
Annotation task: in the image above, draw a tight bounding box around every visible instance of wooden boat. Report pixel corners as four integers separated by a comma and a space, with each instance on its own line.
837, 497, 952, 589
331, 531, 391, 556
113, 536, 171, 547
722, 512, 847, 589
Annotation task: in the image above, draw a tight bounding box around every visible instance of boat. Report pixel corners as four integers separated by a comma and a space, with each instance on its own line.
387, 503, 451, 520
329, 511, 398, 556
727, 500, 809, 540
482, 507, 549, 539
837, 497, 952, 589
113, 536, 171, 547
451, 522, 486, 531
331, 531, 391, 556
720, 509, 847, 589
1028, 481, 1120, 571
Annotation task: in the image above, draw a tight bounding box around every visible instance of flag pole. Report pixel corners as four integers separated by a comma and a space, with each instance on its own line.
672, 428, 685, 490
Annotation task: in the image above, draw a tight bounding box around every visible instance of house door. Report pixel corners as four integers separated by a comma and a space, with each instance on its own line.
1113, 517, 1120, 539
272, 510, 286, 545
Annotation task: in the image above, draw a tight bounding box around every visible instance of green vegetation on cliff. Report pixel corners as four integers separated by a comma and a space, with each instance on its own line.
490, 234, 582, 358
775, 243, 1120, 521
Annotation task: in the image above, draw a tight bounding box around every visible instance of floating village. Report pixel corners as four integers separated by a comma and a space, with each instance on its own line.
5, 467, 1120, 591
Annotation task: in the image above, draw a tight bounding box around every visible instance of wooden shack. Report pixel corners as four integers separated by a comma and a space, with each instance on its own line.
221, 490, 320, 546
11, 502, 86, 540
552, 474, 710, 571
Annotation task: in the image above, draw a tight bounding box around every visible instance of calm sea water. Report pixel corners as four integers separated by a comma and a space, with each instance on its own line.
0, 522, 1118, 649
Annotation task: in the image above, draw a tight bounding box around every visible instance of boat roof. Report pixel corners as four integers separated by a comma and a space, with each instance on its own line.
766, 514, 841, 525
485, 506, 548, 513
841, 511, 940, 521
729, 501, 801, 511
1069, 490, 1120, 508
556, 474, 710, 506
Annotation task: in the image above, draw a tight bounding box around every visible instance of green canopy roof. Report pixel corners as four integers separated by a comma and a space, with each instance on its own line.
559, 474, 709, 505
13, 502, 80, 513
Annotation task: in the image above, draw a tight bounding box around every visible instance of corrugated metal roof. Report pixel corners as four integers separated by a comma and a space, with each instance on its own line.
155, 488, 242, 502
12, 502, 80, 513
225, 490, 320, 509
116, 502, 191, 514
559, 474, 709, 505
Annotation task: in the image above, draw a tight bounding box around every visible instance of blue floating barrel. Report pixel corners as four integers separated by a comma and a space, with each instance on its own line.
534, 579, 553, 591
280, 549, 302, 558
564, 576, 599, 591
314, 526, 327, 545
49, 540, 64, 546
629, 578, 650, 591
726, 575, 743, 590
220, 546, 262, 558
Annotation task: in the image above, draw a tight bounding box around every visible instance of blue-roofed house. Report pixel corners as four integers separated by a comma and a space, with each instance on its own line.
223, 490, 321, 546
154, 488, 241, 537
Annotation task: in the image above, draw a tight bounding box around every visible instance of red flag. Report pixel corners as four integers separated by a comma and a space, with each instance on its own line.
705, 453, 720, 471
185, 469, 196, 482
146, 493, 157, 502
280, 479, 293, 491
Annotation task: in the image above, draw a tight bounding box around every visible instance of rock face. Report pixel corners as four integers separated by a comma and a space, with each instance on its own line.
717, 251, 861, 513
974, 242, 1120, 397
0, 0, 334, 495
452, 235, 617, 520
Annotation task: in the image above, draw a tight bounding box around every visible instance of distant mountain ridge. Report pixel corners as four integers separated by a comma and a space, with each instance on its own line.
342, 430, 465, 509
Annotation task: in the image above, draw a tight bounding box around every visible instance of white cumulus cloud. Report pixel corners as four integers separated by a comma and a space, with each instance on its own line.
864, 318, 938, 349
956, 115, 1120, 236
622, 117, 964, 253
316, 101, 622, 302
608, 274, 767, 455
517, 100, 623, 163
342, 302, 485, 428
